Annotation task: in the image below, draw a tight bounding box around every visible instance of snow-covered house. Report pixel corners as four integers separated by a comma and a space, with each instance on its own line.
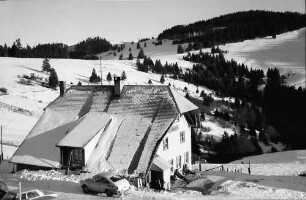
11, 78, 198, 189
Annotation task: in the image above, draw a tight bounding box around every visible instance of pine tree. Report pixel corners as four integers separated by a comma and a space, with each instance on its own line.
119, 53, 123, 60
106, 72, 112, 84
42, 58, 52, 72
211, 45, 216, 54
177, 44, 184, 54
148, 79, 152, 85
121, 71, 127, 80
128, 52, 133, 60
187, 42, 193, 51
137, 42, 140, 49
48, 68, 58, 88
137, 47, 145, 59
160, 74, 165, 84
129, 47, 131, 52
144, 42, 147, 48
89, 68, 99, 83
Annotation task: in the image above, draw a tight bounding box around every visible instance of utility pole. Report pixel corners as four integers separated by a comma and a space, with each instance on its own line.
100, 55, 102, 85
1, 125, 3, 162
94, 55, 103, 85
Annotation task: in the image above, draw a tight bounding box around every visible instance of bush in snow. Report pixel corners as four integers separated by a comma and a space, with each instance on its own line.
0, 87, 8, 95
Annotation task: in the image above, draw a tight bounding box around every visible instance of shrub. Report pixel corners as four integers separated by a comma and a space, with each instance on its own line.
271, 146, 278, 153
0, 87, 8, 94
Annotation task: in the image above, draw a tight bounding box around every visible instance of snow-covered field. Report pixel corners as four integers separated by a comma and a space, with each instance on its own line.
219, 28, 306, 88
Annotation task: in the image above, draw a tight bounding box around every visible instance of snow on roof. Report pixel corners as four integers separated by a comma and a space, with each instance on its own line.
84, 117, 123, 173
57, 113, 112, 148
11, 84, 197, 174
10, 118, 82, 168
169, 88, 198, 114
151, 155, 170, 171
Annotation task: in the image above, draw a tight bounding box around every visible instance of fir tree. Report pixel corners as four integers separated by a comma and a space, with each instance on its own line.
177, 44, 184, 54
160, 74, 165, 84
106, 72, 112, 84
187, 42, 193, 51
128, 52, 133, 60
144, 42, 147, 47
137, 42, 140, 49
48, 68, 58, 88
89, 68, 99, 83
119, 53, 123, 60
42, 58, 52, 72
148, 79, 152, 85
121, 71, 127, 80
137, 47, 145, 59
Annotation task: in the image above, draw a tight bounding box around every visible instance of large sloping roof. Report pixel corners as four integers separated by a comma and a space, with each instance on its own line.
11, 84, 198, 174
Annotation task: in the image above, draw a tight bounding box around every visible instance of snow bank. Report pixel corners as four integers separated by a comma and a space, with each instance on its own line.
216, 180, 306, 199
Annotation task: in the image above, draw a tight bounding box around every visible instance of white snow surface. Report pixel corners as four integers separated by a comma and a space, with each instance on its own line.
216, 180, 306, 199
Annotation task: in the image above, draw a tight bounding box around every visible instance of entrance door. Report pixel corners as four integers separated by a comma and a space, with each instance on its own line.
150, 170, 164, 189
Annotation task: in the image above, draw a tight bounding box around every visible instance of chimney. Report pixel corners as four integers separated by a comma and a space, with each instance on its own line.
114, 76, 123, 96
59, 81, 67, 96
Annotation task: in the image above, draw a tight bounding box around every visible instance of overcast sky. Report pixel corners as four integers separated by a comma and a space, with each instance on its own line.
0, 0, 305, 46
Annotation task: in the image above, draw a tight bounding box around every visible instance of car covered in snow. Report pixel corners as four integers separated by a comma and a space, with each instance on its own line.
80, 172, 130, 197
7, 188, 58, 200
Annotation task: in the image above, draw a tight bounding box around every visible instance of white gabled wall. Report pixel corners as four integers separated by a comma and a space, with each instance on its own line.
83, 126, 106, 165
156, 114, 192, 173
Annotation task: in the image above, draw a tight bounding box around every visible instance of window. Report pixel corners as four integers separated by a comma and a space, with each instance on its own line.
27, 191, 39, 199
110, 175, 125, 182
95, 177, 110, 184
180, 131, 185, 143
21, 193, 27, 200
163, 137, 169, 150
73, 148, 83, 163
168, 159, 174, 172
176, 155, 181, 169
184, 151, 189, 164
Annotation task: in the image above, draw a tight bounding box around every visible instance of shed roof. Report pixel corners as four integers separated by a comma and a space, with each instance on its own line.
57, 113, 112, 148
151, 155, 170, 171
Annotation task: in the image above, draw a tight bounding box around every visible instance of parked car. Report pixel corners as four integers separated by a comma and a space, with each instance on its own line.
5, 188, 58, 200
0, 180, 15, 200
80, 172, 130, 197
